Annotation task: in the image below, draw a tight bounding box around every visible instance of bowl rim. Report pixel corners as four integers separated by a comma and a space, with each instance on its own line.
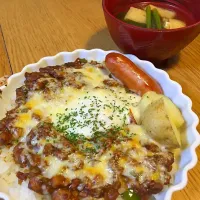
102, 0, 200, 33
0, 49, 199, 200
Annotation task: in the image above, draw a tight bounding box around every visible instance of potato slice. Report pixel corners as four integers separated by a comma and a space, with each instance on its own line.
163, 18, 186, 29
141, 98, 181, 149
125, 7, 147, 24
148, 5, 176, 19
136, 91, 185, 129
163, 97, 185, 128
138, 91, 161, 115
130, 106, 140, 124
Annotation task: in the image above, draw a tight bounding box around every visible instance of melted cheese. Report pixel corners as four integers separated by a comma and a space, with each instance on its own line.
14, 111, 38, 142
0, 62, 179, 199
83, 153, 113, 184
12, 62, 156, 186
19, 65, 140, 138
11, 63, 171, 190
75, 65, 106, 87
15, 112, 32, 128
44, 151, 114, 185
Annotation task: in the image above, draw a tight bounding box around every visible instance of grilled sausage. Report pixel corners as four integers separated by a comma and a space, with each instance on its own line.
105, 53, 163, 96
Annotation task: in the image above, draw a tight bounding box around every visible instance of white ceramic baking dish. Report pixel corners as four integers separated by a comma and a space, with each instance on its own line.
0, 49, 199, 200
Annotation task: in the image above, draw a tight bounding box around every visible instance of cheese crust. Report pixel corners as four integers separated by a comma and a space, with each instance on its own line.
0, 59, 174, 200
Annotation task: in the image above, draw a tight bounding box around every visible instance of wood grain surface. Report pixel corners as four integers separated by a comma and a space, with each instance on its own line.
0, 26, 12, 76
0, 0, 199, 199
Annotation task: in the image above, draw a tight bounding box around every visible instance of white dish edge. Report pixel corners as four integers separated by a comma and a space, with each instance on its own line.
0, 49, 199, 200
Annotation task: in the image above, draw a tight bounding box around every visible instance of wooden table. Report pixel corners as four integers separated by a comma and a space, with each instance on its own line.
0, 0, 199, 199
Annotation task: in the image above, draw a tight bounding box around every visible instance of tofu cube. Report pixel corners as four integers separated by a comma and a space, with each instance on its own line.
149, 5, 176, 19
124, 7, 146, 24
163, 18, 186, 29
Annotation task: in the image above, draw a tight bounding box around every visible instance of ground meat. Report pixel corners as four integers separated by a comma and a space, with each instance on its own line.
34, 79, 49, 90
16, 86, 28, 105
26, 122, 55, 150
41, 80, 63, 99
103, 182, 121, 200
28, 153, 41, 167
25, 72, 46, 82
52, 189, 79, 200
69, 178, 81, 190
39, 66, 66, 80
43, 143, 55, 156
61, 72, 84, 89
6, 107, 20, 116
72, 82, 85, 89
144, 151, 174, 173
28, 167, 42, 178
0, 113, 22, 146
141, 195, 151, 200
24, 72, 47, 89
90, 175, 104, 190
145, 180, 163, 194
78, 177, 104, 198
51, 70, 66, 80
40, 65, 62, 73
64, 58, 87, 69
82, 177, 93, 191
132, 180, 163, 196
0, 115, 16, 132
60, 136, 75, 149
163, 172, 171, 185
13, 143, 29, 167
0, 119, 6, 130
28, 176, 51, 194
0, 130, 13, 145
90, 60, 98, 65
17, 167, 42, 182
43, 143, 68, 160
63, 62, 80, 68
152, 152, 174, 171
104, 188, 119, 200
144, 143, 159, 152
79, 190, 89, 198
51, 175, 70, 189
10, 127, 24, 139
16, 171, 29, 182
89, 188, 103, 198
103, 79, 122, 87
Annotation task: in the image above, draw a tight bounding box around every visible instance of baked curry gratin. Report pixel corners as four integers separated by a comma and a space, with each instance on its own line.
0, 53, 185, 200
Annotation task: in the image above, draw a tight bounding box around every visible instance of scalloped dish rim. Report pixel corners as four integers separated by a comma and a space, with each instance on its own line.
0, 49, 199, 200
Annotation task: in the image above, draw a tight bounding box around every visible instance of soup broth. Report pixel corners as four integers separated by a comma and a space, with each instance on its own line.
115, 1, 197, 29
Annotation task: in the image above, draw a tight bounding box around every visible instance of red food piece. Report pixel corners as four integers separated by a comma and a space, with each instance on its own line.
105, 53, 163, 96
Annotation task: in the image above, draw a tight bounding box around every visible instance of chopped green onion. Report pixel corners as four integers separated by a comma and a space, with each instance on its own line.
146, 6, 152, 28
152, 8, 162, 29
122, 189, 140, 200
151, 12, 156, 29
79, 58, 87, 63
